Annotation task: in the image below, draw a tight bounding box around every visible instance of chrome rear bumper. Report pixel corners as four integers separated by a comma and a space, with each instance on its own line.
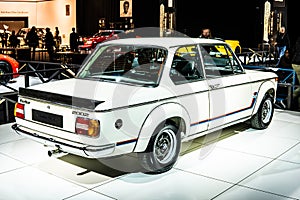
11, 123, 115, 158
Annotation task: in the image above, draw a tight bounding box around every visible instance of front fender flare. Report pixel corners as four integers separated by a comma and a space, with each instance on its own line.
252, 80, 276, 115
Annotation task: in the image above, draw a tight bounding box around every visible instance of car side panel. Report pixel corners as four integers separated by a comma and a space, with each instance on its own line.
206, 73, 253, 129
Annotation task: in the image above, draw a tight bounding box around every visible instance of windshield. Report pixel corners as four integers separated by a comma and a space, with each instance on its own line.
77, 44, 167, 86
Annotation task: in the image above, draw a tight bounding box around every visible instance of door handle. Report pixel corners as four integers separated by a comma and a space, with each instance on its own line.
208, 84, 220, 89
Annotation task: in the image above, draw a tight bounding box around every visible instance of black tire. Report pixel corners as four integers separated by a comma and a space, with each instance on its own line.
0, 61, 12, 85
138, 123, 181, 174
250, 95, 274, 129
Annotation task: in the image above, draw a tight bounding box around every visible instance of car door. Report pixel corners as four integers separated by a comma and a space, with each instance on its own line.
169, 45, 210, 135
200, 44, 254, 130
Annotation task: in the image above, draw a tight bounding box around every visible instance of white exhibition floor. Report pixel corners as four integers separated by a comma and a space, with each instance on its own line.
0, 109, 300, 200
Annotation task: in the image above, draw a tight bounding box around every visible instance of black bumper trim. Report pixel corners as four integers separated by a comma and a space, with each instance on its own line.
11, 123, 87, 151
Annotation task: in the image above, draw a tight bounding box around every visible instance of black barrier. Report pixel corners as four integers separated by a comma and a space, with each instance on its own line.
237, 48, 276, 67
243, 65, 299, 109
0, 47, 31, 60
0, 46, 89, 63
55, 51, 89, 64
0, 92, 18, 125
0, 61, 81, 124
16, 48, 31, 60
17, 60, 81, 82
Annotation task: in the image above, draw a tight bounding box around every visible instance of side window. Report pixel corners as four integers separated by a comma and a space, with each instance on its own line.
170, 45, 204, 84
200, 44, 243, 78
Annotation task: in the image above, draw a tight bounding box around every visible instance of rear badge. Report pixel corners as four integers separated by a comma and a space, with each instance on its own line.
72, 110, 89, 117
20, 99, 30, 104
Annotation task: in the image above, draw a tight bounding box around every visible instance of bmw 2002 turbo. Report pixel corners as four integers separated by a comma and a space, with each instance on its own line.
12, 37, 277, 173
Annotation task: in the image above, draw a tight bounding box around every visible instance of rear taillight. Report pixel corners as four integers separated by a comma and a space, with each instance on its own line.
14, 103, 25, 119
75, 117, 100, 137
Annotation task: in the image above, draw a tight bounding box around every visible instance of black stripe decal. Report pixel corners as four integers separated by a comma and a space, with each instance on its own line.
116, 138, 138, 146
95, 78, 274, 113
191, 92, 258, 126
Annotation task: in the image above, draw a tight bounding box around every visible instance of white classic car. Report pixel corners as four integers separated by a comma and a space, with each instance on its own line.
12, 37, 278, 173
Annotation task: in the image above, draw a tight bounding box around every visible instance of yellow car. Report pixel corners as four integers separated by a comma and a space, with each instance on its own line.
225, 40, 241, 54
176, 39, 241, 55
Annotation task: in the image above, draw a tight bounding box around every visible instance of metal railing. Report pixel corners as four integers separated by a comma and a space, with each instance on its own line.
17, 60, 80, 86
237, 48, 276, 67
243, 65, 299, 109
0, 61, 81, 124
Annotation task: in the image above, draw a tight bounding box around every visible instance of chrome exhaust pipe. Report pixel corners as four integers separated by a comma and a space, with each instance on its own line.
48, 148, 63, 157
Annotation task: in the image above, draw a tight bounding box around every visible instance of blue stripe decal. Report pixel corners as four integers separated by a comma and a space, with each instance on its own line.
191, 92, 258, 127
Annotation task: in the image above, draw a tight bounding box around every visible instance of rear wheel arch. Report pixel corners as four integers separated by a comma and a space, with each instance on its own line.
133, 102, 190, 153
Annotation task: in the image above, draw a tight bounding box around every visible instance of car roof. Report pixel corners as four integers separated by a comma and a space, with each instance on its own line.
100, 30, 124, 32
103, 37, 226, 48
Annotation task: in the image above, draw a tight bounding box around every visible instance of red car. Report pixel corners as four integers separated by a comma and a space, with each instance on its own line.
0, 54, 19, 84
79, 30, 124, 52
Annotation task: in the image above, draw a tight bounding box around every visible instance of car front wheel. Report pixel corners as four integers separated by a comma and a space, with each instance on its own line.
138, 123, 181, 174
250, 95, 274, 129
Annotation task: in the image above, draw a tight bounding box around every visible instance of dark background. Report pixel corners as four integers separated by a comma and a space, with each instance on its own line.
76, 0, 296, 49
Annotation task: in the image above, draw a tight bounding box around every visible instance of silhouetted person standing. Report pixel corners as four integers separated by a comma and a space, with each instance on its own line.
1, 29, 9, 47
26, 26, 39, 60
275, 26, 290, 60
276, 49, 292, 69
45, 27, 55, 61
54, 26, 61, 52
9, 30, 19, 48
69, 27, 79, 52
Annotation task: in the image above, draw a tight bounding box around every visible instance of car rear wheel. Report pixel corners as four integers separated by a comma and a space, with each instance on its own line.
250, 95, 274, 129
0, 61, 12, 85
138, 123, 181, 174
